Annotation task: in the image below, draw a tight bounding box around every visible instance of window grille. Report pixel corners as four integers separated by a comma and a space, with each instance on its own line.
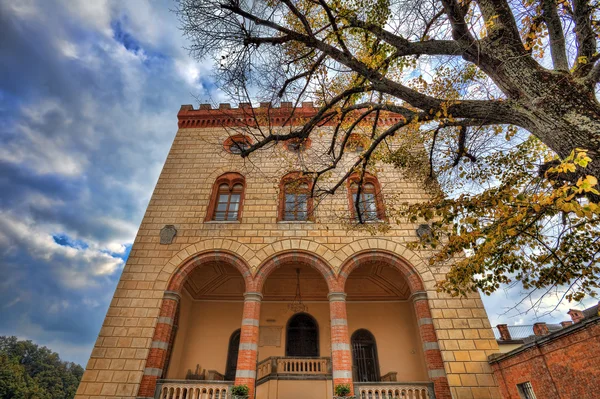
517, 382, 536, 399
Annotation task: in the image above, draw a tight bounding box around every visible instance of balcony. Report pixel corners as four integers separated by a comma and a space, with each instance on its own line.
155, 380, 233, 399
354, 382, 434, 399
257, 356, 332, 383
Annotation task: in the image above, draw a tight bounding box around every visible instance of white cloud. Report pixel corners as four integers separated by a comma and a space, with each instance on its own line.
0, 100, 88, 176
0, 212, 124, 289
56, 39, 79, 59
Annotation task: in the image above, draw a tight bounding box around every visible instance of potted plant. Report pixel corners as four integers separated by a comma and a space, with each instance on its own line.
231, 384, 249, 399
334, 384, 355, 398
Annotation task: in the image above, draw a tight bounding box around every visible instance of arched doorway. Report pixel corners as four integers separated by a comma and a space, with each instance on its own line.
351, 329, 380, 382
225, 329, 241, 380
286, 313, 319, 357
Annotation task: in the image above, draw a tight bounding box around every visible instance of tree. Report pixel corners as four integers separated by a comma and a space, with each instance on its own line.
0, 336, 84, 399
176, 0, 600, 309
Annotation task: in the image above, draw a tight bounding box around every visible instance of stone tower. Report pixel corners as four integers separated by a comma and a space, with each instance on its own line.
75, 103, 500, 399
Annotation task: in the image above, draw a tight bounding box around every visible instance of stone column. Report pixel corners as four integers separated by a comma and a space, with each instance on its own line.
137, 291, 180, 398
328, 292, 354, 394
411, 291, 451, 399
235, 292, 262, 399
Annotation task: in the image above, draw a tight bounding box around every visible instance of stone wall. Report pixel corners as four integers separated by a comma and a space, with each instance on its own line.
74, 105, 500, 399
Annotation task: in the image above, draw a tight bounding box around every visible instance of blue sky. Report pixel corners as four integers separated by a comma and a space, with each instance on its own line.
0, 0, 594, 367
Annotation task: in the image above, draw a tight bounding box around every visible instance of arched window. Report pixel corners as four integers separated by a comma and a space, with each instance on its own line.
223, 135, 252, 154
347, 173, 385, 222
351, 329, 380, 382
345, 134, 367, 153
224, 329, 241, 381
206, 173, 245, 221
286, 313, 319, 357
284, 138, 311, 153
279, 172, 313, 221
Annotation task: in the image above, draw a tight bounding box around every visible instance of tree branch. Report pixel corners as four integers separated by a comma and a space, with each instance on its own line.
573, 0, 597, 74
542, 0, 570, 70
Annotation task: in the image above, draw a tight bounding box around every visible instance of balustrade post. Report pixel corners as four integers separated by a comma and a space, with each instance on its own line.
328, 292, 354, 393
234, 292, 262, 399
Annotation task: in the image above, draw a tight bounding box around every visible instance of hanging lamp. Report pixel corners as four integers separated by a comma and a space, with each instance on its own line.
288, 268, 307, 313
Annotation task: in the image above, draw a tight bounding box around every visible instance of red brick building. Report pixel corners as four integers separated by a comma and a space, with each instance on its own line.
489, 303, 600, 399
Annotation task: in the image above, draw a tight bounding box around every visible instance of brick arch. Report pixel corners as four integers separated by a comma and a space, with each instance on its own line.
167, 250, 254, 293
254, 251, 338, 293
337, 250, 425, 294
249, 239, 340, 271
158, 239, 254, 288
335, 238, 435, 285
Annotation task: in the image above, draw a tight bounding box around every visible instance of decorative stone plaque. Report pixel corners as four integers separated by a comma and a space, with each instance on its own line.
259, 326, 282, 347
160, 225, 177, 244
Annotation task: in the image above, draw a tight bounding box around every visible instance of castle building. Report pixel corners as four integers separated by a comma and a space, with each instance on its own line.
75, 103, 501, 399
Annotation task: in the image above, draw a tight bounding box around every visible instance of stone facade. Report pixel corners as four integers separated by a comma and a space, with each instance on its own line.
74, 103, 500, 399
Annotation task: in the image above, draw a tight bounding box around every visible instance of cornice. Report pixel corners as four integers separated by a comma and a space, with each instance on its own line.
177, 102, 406, 129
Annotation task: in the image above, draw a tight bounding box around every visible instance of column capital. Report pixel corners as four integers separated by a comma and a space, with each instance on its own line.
163, 291, 181, 302
243, 292, 263, 302
410, 291, 428, 302
328, 292, 347, 302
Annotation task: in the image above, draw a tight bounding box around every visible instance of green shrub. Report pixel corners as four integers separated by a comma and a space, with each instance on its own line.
335, 384, 351, 397
231, 384, 249, 397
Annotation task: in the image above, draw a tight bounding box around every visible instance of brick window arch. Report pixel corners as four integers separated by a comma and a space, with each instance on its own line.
279, 172, 314, 221
206, 172, 246, 221
347, 173, 385, 222
223, 134, 252, 154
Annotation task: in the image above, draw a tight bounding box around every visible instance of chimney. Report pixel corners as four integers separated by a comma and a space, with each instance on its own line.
533, 322, 549, 336
219, 103, 231, 110
568, 309, 585, 323
560, 321, 573, 328
496, 324, 511, 341
302, 101, 314, 108
259, 102, 271, 108
281, 102, 292, 108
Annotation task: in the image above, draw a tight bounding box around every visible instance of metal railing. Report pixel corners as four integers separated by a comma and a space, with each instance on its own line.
354, 382, 435, 399
155, 379, 233, 399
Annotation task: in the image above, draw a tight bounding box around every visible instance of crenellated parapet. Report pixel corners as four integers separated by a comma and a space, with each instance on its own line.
177, 102, 408, 129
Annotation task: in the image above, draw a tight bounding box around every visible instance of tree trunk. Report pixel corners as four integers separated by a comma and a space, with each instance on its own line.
518, 74, 600, 178
471, 41, 600, 178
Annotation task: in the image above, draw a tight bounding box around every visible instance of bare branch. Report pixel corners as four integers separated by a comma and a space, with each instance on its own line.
542, 0, 570, 70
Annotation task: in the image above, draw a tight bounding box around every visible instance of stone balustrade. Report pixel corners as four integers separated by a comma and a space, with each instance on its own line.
354, 382, 434, 399
256, 356, 331, 383
155, 380, 233, 399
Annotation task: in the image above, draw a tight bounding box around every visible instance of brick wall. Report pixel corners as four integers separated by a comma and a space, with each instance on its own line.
490, 317, 600, 399
74, 105, 500, 399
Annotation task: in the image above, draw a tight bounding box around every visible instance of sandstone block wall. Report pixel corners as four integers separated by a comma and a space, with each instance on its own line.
75, 106, 500, 399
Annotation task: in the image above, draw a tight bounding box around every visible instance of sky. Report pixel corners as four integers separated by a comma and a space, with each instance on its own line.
0, 0, 595, 367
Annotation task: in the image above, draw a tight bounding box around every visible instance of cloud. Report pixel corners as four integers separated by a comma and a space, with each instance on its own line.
0, 0, 223, 366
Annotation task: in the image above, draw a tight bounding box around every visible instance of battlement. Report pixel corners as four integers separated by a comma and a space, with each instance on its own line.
177, 102, 407, 129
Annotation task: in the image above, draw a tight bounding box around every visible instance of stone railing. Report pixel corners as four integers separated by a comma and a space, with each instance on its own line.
256, 357, 331, 383
155, 379, 233, 399
354, 382, 435, 399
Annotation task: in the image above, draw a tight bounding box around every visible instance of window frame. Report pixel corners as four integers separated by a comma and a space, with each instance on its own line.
278, 172, 314, 222
346, 173, 386, 222
284, 137, 312, 153
345, 133, 368, 154
205, 172, 246, 222
516, 382, 537, 399
223, 134, 252, 154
